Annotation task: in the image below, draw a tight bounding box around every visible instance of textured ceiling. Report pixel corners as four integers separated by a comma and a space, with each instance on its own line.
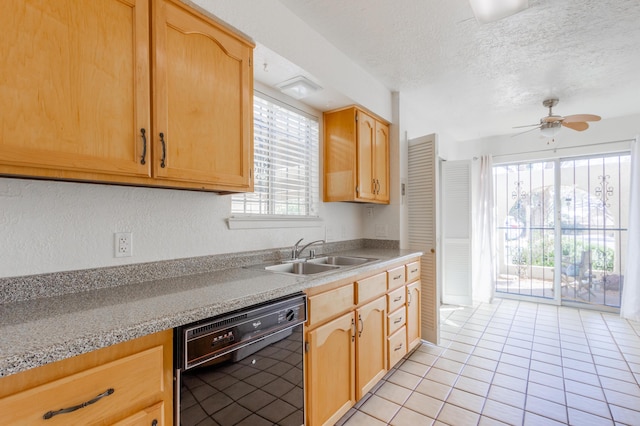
275, 0, 640, 141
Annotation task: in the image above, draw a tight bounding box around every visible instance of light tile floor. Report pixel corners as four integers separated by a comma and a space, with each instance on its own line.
337, 299, 640, 426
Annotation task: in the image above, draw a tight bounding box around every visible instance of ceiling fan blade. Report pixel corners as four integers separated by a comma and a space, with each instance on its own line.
562, 121, 589, 131
563, 114, 601, 123
512, 126, 542, 137
512, 123, 540, 129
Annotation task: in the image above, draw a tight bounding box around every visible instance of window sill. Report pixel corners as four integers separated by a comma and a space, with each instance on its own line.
226, 215, 324, 230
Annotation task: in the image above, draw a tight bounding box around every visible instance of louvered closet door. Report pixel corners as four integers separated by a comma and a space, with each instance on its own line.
441, 161, 472, 305
407, 134, 439, 344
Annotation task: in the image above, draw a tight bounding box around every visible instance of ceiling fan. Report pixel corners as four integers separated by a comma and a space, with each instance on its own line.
513, 98, 601, 138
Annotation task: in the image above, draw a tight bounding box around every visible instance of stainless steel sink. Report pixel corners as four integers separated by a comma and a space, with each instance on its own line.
308, 256, 377, 266
264, 262, 340, 275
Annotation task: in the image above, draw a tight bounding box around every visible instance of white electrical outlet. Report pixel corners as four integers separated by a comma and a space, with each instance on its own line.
114, 232, 132, 257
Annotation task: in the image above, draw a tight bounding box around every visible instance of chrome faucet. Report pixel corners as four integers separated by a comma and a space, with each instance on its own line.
291, 238, 326, 260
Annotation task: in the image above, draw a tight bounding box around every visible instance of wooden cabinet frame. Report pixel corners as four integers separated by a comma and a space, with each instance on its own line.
0, 0, 254, 193
323, 105, 390, 204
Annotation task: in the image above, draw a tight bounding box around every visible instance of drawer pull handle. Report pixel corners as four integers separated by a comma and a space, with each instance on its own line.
43, 388, 114, 420
394, 343, 404, 352
159, 132, 167, 168
394, 317, 403, 324
393, 296, 402, 302
140, 128, 147, 165
393, 275, 402, 280
358, 314, 364, 337
410, 268, 418, 273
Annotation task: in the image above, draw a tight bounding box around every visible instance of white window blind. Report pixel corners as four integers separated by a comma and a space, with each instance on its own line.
232, 93, 319, 216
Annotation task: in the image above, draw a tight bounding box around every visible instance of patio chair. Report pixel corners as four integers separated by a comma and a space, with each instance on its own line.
561, 250, 596, 299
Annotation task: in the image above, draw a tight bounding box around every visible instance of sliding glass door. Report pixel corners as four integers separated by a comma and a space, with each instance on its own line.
495, 161, 556, 300
558, 155, 629, 308
494, 153, 629, 310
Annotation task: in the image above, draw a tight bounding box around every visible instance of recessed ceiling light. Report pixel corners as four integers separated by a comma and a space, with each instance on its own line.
469, 0, 529, 23
276, 76, 323, 100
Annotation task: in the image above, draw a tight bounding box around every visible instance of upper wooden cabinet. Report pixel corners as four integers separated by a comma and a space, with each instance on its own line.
0, 0, 151, 180
323, 106, 390, 204
0, 0, 254, 193
152, 0, 253, 190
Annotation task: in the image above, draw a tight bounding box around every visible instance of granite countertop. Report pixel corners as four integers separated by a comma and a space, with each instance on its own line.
0, 247, 422, 377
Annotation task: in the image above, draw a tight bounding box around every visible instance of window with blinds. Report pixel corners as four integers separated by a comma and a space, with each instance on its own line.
231, 93, 320, 216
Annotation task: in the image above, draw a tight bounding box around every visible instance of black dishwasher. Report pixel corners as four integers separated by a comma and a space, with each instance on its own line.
174, 293, 307, 426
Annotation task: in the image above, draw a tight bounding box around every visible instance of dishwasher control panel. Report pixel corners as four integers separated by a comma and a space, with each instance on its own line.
178, 293, 307, 370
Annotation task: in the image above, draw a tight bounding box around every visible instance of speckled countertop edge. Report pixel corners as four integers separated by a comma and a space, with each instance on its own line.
0, 242, 421, 377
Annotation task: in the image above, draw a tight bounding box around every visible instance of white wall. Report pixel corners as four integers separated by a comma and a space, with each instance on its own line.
0, 176, 365, 278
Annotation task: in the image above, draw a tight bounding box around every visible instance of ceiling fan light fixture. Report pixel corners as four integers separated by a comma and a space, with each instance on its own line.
540, 121, 561, 138
276, 75, 322, 100
469, 0, 529, 23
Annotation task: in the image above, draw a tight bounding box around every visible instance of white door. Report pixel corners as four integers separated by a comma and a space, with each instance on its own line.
407, 134, 439, 344
441, 160, 472, 305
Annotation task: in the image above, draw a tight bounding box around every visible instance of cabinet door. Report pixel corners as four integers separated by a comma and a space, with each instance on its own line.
407, 280, 422, 351
356, 110, 376, 200
374, 121, 390, 202
356, 297, 387, 399
306, 312, 356, 426
0, 0, 151, 178
153, 0, 253, 191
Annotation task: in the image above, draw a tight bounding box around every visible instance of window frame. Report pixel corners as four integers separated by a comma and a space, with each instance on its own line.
228, 88, 322, 230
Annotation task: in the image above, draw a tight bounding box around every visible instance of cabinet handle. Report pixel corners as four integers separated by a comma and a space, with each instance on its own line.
140, 128, 147, 165
410, 268, 418, 273
358, 314, 364, 337
372, 178, 376, 194
394, 317, 403, 324
393, 275, 402, 280
394, 343, 404, 352
159, 132, 166, 168
408, 292, 412, 306
393, 296, 402, 302
152, 420, 158, 426
375, 179, 380, 194
351, 317, 356, 342
43, 388, 114, 420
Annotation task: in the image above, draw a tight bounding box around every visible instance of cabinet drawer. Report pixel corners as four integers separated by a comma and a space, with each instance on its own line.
308, 284, 355, 327
113, 401, 164, 426
387, 286, 406, 313
387, 307, 406, 335
406, 261, 420, 283
355, 272, 387, 304
387, 266, 406, 290
0, 346, 164, 425
387, 326, 407, 369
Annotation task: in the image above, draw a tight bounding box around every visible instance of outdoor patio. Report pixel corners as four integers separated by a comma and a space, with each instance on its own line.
496, 274, 622, 308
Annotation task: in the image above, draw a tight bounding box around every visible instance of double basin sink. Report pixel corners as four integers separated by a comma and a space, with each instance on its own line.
258, 255, 378, 276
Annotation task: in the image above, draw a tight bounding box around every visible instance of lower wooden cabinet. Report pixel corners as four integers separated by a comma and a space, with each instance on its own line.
356, 296, 387, 399
306, 312, 357, 426
407, 280, 422, 351
0, 330, 172, 426
305, 257, 422, 425
388, 326, 408, 368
